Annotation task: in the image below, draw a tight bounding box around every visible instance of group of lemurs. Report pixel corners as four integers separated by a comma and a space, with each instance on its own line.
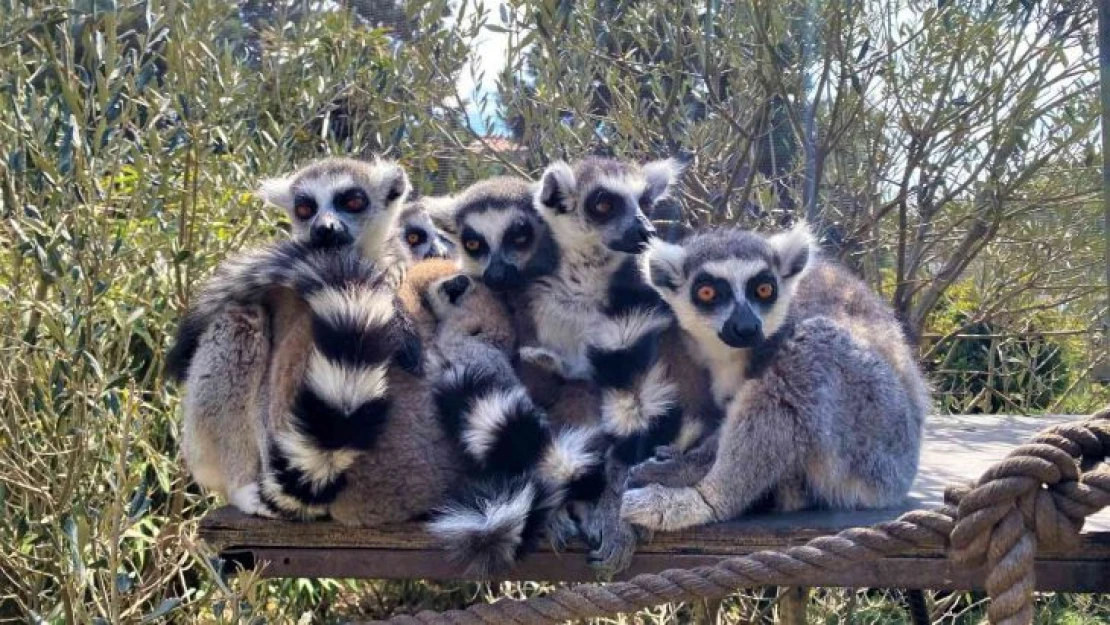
167, 154, 929, 576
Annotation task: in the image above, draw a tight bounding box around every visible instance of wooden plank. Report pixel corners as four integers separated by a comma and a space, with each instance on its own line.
198, 414, 1110, 587
219, 547, 1110, 592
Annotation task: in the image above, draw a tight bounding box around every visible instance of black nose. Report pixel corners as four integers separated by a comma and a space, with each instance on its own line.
608, 224, 654, 254
441, 275, 471, 304
310, 222, 352, 248
718, 306, 762, 348
483, 261, 519, 291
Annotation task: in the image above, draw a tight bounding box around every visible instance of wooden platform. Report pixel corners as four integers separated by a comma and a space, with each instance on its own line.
199, 414, 1110, 591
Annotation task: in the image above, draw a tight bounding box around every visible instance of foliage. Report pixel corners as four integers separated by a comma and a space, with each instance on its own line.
0, 0, 1105, 623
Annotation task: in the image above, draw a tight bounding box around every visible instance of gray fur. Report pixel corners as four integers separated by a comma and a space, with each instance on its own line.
623, 224, 928, 531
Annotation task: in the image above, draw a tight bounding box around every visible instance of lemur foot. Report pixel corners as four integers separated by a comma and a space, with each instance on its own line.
546, 508, 580, 552
230, 484, 276, 519
587, 518, 638, 579
621, 484, 715, 532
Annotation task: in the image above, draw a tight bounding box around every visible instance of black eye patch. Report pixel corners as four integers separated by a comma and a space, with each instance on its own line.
333, 188, 369, 213
746, 270, 778, 305
460, 226, 488, 257
503, 220, 534, 249
404, 227, 428, 247
690, 273, 732, 309
585, 189, 628, 222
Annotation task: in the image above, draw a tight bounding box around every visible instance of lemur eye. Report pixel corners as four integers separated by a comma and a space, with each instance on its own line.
293, 197, 317, 220
755, 282, 776, 300
696, 285, 717, 303
406, 229, 426, 246
464, 239, 481, 252
344, 195, 366, 212
595, 201, 612, 214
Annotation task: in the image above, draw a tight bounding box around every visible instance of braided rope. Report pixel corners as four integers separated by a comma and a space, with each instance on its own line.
375, 410, 1110, 625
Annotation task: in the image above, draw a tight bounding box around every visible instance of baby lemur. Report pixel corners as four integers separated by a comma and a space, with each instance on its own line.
621, 224, 929, 531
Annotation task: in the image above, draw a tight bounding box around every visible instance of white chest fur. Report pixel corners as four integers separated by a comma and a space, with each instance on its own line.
529, 249, 622, 379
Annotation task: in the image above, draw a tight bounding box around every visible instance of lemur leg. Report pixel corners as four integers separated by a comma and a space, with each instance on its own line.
627, 433, 719, 489
621, 404, 801, 531
181, 306, 271, 517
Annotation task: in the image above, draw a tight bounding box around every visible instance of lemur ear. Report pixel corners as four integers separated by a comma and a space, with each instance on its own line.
642, 157, 685, 204
641, 238, 687, 293
537, 161, 576, 213
767, 221, 816, 280
257, 176, 294, 211
420, 195, 461, 243
380, 161, 412, 207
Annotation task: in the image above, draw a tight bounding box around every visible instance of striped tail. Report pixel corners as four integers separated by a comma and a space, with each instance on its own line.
427, 360, 604, 575
587, 309, 684, 466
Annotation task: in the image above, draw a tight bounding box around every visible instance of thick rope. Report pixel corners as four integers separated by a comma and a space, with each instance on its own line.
374, 410, 1110, 625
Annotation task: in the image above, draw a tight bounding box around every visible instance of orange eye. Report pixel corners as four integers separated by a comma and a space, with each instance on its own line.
755, 282, 775, 300
464, 239, 481, 252
407, 232, 421, 245
595, 201, 612, 214
294, 202, 315, 220
696, 285, 716, 303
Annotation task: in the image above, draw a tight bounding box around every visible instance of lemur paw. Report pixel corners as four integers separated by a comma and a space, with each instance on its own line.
587, 519, 638, 579
230, 484, 276, 519
519, 346, 569, 378
652, 444, 682, 461
546, 509, 580, 552
621, 485, 713, 532
626, 458, 686, 489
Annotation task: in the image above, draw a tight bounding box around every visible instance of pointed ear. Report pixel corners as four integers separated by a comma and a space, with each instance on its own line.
641, 238, 687, 294
380, 161, 411, 208
642, 157, 685, 204
767, 221, 816, 280
420, 195, 460, 242
257, 176, 294, 210
536, 161, 576, 213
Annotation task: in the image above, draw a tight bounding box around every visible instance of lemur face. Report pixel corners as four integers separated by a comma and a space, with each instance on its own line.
535, 157, 683, 255
399, 202, 454, 262
447, 177, 559, 292
424, 272, 516, 354
643, 224, 815, 352
258, 157, 410, 253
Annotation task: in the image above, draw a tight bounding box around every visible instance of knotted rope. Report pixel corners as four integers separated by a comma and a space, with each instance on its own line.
377, 409, 1110, 625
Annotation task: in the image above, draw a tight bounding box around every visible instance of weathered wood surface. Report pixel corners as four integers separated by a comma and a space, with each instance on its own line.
199, 414, 1110, 589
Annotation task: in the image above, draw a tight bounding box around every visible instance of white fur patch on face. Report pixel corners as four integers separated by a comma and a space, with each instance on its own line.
461, 388, 531, 460
593, 174, 647, 204
306, 285, 396, 335
305, 351, 390, 415
461, 210, 519, 255
539, 426, 600, 485
700, 259, 769, 293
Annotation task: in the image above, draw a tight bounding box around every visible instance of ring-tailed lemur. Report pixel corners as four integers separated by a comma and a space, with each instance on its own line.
169, 241, 422, 519
621, 223, 929, 531
168, 157, 412, 515
526, 156, 731, 574
398, 197, 455, 262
